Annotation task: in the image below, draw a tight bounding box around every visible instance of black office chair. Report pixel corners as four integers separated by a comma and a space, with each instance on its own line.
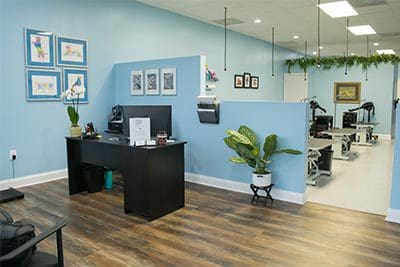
0, 209, 66, 267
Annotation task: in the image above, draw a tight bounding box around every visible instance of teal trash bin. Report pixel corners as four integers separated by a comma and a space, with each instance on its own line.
104, 169, 113, 190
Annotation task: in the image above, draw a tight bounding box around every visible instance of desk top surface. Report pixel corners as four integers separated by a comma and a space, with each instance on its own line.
66, 133, 186, 149
321, 128, 359, 135
308, 138, 335, 150
351, 121, 379, 126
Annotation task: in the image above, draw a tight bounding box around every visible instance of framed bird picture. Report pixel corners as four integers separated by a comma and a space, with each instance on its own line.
63, 68, 88, 104
57, 36, 88, 67
25, 28, 55, 68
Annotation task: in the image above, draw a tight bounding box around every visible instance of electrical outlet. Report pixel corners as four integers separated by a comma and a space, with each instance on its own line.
9, 150, 17, 160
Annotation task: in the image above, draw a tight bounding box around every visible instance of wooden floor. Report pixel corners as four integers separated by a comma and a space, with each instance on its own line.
2, 178, 400, 267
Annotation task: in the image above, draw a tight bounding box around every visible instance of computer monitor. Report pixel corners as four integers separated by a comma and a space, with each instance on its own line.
122, 105, 172, 138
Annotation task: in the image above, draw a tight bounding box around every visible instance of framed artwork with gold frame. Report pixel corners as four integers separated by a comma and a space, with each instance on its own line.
334, 82, 361, 104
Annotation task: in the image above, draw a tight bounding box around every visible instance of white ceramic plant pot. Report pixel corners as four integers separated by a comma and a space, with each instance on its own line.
70, 125, 82, 138
252, 172, 272, 187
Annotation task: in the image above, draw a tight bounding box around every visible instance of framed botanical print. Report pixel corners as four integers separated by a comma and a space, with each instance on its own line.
145, 69, 159, 95
243, 73, 251, 88
161, 68, 176, 95
26, 69, 61, 101
234, 75, 243, 88
334, 82, 361, 104
56, 36, 88, 67
131, 70, 144, 95
63, 68, 88, 104
251, 76, 259, 89
25, 28, 55, 68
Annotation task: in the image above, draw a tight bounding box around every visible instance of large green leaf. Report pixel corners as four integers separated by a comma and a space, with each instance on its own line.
275, 148, 303, 155
238, 125, 258, 148
223, 136, 238, 151
229, 157, 246, 164
225, 130, 251, 145
263, 134, 277, 161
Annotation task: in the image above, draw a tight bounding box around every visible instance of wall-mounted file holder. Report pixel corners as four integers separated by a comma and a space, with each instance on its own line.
197, 103, 219, 124
196, 95, 219, 124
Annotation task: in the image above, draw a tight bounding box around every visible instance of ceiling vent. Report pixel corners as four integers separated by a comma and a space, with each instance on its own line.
379, 32, 400, 38
212, 17, 245, 26
349, 0, 387, 8
277, 41, 299, 47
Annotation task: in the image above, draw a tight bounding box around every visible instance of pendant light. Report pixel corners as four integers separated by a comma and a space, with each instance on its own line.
272, 27, 275, 77
345, 18, 349, 75
366, 35, 369, 81
304, 41, 307, 81
224, 7, 227, 71
317, 0, 321, 67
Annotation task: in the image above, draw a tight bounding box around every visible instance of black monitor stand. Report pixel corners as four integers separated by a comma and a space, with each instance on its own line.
0, 187, 25, 203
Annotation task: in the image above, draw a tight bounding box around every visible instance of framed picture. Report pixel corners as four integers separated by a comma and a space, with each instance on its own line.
251, 76, 259, 89
26, 69, 61, 101
334, 82, 361, 104
145, 69, 159, 95
63, 68, 88, 104
161, 68, 176, 95
131, 70, 143, 95
25, 28, 55, 68
234, 75, 243, 88
56, 36, 88, 67
243, 73, 251, 88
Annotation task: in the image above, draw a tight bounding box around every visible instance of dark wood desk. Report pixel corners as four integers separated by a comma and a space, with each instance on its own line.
66, 134, 186, 221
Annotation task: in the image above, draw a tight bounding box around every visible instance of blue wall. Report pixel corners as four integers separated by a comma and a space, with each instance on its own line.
0, 0, 298, 180
308, 64, 395, 134
114, 56, 308, 193
390, 107, 400, 210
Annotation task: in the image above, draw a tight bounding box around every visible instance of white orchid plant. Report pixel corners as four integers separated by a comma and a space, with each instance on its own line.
61, 85, 85, 126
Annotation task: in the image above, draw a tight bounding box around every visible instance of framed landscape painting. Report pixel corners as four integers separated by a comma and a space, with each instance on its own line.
57, 36, 88, 67
334, 82, 361, 104
26, 69, 61, 101
25, 28, 55, 68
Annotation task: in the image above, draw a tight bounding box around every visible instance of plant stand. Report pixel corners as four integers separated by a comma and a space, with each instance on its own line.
250, 183, 274, 205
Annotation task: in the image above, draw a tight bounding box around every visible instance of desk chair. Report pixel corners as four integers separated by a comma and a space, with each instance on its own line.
0, 211, 66, 267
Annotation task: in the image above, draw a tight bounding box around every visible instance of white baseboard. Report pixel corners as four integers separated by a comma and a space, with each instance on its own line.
185, 172, 305, 205
377, 134, 392, 140
0, 169, 67, 190
386, 208, 400, 224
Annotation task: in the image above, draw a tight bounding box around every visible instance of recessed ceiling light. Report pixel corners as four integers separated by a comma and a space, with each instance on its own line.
347, 25, 376, 36
376, 49, 396, 55
319, 46, 323, 49
373, 42, 379, 46
312, 51, 317, 55
350, 53, 355, 56
254, 19, 262, 23
293, 35, 299, 39
318, 1, 358, 18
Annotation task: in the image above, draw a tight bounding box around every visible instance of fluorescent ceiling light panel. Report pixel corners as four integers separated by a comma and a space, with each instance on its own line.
293, 35, 299, 39
376, 49, 395, 55
318, 1, 358, 18
347, 25, 376, 35
254, 19, 261, 23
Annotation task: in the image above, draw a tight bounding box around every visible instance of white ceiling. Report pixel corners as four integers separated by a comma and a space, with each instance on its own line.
136, 0, 400, 56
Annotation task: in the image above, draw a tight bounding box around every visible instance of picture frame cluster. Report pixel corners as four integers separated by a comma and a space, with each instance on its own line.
24, 28, 88, 103
234, 73, 259, 89
131, 68, 177, 96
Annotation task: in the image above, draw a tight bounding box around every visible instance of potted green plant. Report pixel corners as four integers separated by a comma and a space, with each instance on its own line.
223, 125, 302, 187
61, 85, 85, 137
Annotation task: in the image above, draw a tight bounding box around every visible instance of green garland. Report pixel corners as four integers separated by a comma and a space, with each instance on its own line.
285, 54, 400, 73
